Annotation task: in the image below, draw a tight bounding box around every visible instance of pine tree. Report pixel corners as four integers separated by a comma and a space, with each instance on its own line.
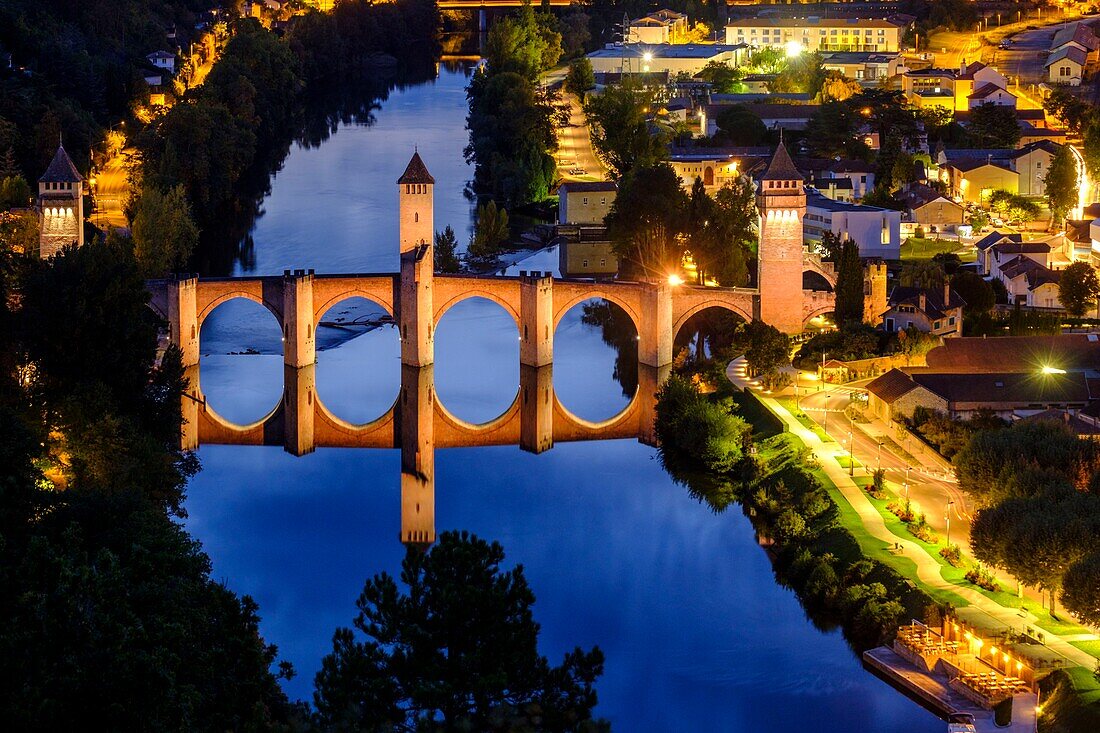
834, 237, 865, 327
0, 147, 20, 180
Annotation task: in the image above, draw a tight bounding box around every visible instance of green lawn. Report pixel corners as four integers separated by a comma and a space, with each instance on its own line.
834, 455, 863, 469
900, 237, 976, 263
774, 396, 833, 442
1070, 639, 1100, 660
1067, 665, 1100, 703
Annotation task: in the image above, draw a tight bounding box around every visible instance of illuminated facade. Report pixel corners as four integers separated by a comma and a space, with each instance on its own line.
37, 143, 84, 258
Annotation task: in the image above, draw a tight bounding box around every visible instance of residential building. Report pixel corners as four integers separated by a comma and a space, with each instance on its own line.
819, 51, 903, 82
881, 282, 964, 338
1019, 123, 1066, 146
821, 159, 876, 198
925, 334, 1100, 371
558, 181, 617, 225
724, 17, 903, 53
668, 147, 768, 192
998, 255, 1062, 308
867, 368, 1097, 421
812, 178, 855, 202
1046, 45, 1087, 85
898, 184, 965, 233
901, 62, 1008, 112
1051, 22, 1099, 56
973, 231, 1024, 273
967, 83, 1016, 110
586, 44, 747, 77
804, 189, 901, 259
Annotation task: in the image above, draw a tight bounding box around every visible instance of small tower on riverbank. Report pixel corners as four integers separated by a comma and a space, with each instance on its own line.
398, 150, 434, 254
756, 140, 806, 334
37, 143, 84, 258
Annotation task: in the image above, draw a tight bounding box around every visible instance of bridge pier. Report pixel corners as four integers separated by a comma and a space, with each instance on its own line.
399, 364, 435, 546
637, 363, 670, 447
181, 365, 201, 451
168, 275, 199, 368
400, 244, 434, 368
283, 270, 316, 368
520, 273, 553, 367
283, 363, 316, 456
638, 283, 673, 368
479, 8, 486, 32
520, 364, 553, 454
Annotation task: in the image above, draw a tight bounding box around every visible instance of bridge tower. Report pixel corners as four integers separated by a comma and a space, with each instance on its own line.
756, 140, 807, 334
398, 150, 434, 254
862, 259, 888, 326
38, 143, 84, 258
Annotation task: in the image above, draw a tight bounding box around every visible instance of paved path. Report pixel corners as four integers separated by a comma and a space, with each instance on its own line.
553, 90, 608, 183
91, 148, 132, 230
727, 357, 1097, 671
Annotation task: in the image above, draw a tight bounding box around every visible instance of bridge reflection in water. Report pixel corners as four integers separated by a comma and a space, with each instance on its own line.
182, 361, 668, 545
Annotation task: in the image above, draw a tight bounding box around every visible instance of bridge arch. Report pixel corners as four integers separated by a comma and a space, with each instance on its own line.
434, 290, 521, 328
672, 298, 753, 340
803, 303, 836, 325
552, 290, 641, 334
197, 290, 283, 331
434, 387, 522, 446
314, 290, 395, 325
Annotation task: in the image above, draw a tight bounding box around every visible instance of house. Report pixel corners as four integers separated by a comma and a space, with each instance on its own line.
925, 334, 1100, 371
1046, 45, 1087, 86
1018, 122, 1067, 146
804, 189, 901, 259
973, 230, 1023, 272
819, 51, 903, 82
898, 184, 965, 233
813, 177, 855, 202
1051, 22, 1099, 56
626, 9, 689, 44
901, 62, 1009, 112
943, 159, 1018, 203
724, 17, 903, 53
1012, 141, 1061, 197
557, 181, 617, 225
967, 83, 1016, 109
586, 44, 747, 77
866, 368, 1098, 421
882, 282, 964, 338
821, 159, 876, 198
981, 239, 1051, 276
146, 50, 176, 73
998, 255, 1062, 308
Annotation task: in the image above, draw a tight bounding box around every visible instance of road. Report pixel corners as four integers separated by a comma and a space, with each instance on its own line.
554, 91, 609, 184
92, 148, 132, 230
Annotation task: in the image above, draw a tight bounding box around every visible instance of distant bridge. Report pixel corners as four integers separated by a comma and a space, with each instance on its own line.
438, 0, 573, 8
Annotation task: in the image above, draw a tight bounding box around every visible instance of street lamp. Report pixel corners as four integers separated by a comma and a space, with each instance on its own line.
848, 428, 855, 476
904, 465, 911, 500
876, 440, 884, 469
823, 392, 830, 434
945, 500, 956, 547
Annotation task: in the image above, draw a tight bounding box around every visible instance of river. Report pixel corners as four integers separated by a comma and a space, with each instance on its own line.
185, 62, 942, 731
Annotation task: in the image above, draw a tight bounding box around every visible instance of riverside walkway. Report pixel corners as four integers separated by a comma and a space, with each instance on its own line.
726, 356, 1098, 673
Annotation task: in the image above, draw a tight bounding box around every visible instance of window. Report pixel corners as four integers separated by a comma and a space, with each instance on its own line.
948, 316, 956, 326
600, 259, 606, 266
600, 197, 606, 205
414, 212, 418, 222
860, 175, 867, 183
933, 320, 941, 330
582, 259, 589, 267
582, 196, 589, 205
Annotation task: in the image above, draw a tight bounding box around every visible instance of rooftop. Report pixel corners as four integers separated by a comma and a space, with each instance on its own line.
806, 188, 889, 212
869, 368, 1097, 405
925, 335, 1100, 372
589, 43, 746, 60
39, 144, 82, 183
726, 17, 902, 29
558, 181, 618, 193
888, 284, 964, 319
760, 141, 804, 183
397, 151, 434, 185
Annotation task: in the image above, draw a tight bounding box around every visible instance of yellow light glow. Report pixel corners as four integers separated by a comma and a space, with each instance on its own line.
1041, 365, 1066, 374
668, 274, 684, 286
785, 40, 802, 58
1036, 704, 1044, 715
643, 51, 653, 62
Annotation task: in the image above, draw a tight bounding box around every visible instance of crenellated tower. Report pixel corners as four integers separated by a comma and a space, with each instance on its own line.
756, 141, 806, 334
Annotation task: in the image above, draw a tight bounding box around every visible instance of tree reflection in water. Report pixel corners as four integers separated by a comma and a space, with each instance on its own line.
580, 300, 637, 398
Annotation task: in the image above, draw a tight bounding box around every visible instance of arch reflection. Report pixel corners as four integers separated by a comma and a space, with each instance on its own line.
181, 361, 668, 547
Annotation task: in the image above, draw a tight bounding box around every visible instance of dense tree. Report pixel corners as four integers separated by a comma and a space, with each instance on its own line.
971, 489, 1100, 616
655, 375, 749, 472
605, 163, 686, 278
1044, 87, 1092, 135
954, 420, 1100, 508
0, 175, 31, 209
771, 50, 826, 97
0, 210, 39, 255
966, 104, 1020, 149
697, 61, 745, 94
314, 531, 606, 731
745, 321, 791, 389
1045, 144, 1080, 227
712, 105, 767, 147
584, 83, 666, 177
1058, 261, 1100, 318
805, 101, 871, 159
708, 177, 757, 286
434, 225, 461, 273
565, 57, 595, 99
558, 10, 592, 59
833, 235, 864, 327
1062, 551, 1100, 627
467, 200, 511, 265
950, 271, 994, 314
131, 184, 199, 278
820, 72, 862, 102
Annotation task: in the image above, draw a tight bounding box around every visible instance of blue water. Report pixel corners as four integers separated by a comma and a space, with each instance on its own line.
185, 63, 941, 731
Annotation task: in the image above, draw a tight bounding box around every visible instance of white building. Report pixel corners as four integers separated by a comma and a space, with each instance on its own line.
146, 50, 176, 73
804, 189, 901, 259
586, 43, 747, 77
725, 17, 903, 53
626, 10, 689, 44
1046, 46, 1087, 86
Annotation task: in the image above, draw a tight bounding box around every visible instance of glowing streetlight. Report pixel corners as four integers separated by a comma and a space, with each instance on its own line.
1041, 365, 1066, 374
848, 428, 855, 476
643, 51, 653, 62
945, 499, 955, 547
667, 274, 683, 286
785, 40, 803, 59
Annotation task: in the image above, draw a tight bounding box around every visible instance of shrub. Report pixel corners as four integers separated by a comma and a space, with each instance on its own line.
887, 498, 916, 523
939, 544, 964, 568
965, 563, 1000, 592
909, 513, 938, 544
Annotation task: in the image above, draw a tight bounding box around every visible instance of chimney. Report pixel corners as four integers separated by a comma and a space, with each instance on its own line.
944, 279, 951, 307
919, 291, 927, 312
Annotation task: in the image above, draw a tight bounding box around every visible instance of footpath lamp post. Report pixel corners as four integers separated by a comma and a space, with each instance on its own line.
823, 392, 830, 434
904, 465, 911, 500
876, 439, 884, 470
848, 428, 855, 477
